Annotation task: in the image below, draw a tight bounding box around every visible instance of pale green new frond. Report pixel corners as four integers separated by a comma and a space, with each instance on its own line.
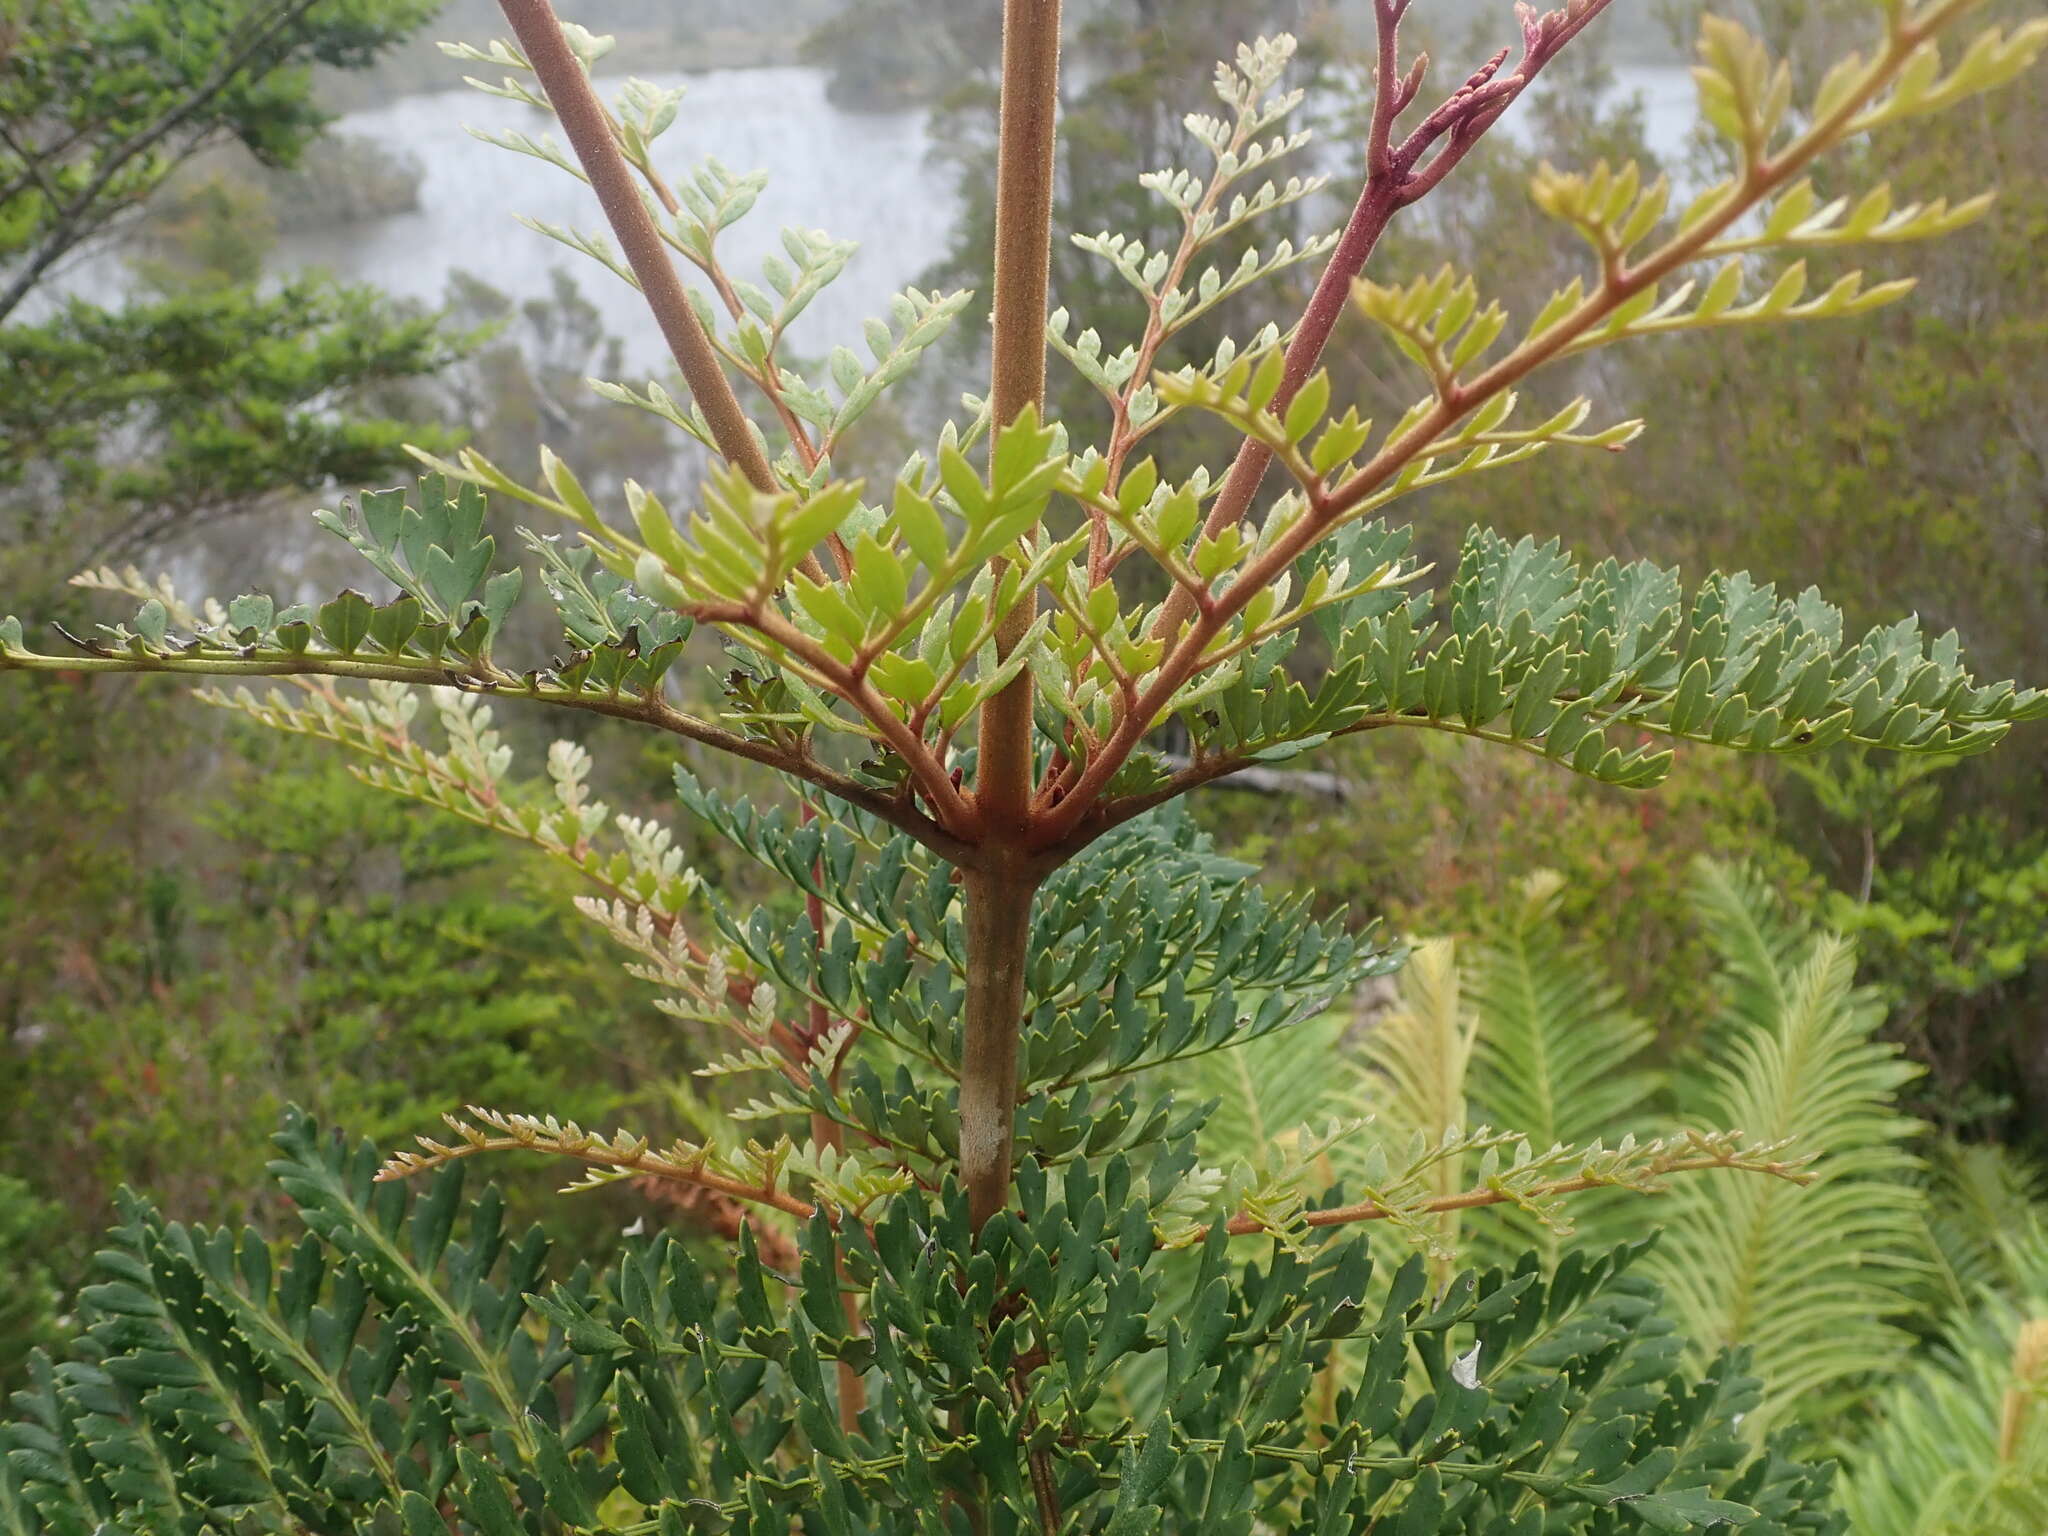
1921, 1139, 2048, 1314
1178, 1009, 1360, 1170
439, 22, 965, 486
1465, 874, 1665, 1269
1644, 859, 1928, 1438
515, 213, 640, 290
1353, 939, 1474, 1271
1683, 860, 1812, 1044
1837, 1233, 2048, 1536
1055, 31, 1326, 471
1466, 874, 1663, 1149
384, 1105, 823, 1222
196, 680, 703, 918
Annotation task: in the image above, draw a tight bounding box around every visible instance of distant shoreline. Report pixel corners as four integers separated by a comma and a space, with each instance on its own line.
314, 24, 808, 115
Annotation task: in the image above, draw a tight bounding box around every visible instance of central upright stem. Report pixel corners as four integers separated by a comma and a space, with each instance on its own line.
986, 0, 1062, 426
962, 0, 1062, 1242
976, 0, 1062, 840
959, 861, 1042, 1234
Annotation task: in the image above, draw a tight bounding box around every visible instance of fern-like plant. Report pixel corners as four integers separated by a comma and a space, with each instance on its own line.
1645, 863, 1929, 1437
4, 0, 2046, 1528
1463, 874, 1665, 1272
1305, 863, 1942, 1441
1837, 1230, 2048, 1535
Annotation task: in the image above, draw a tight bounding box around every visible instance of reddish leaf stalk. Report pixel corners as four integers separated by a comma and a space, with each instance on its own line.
1149, 0, 1617, 647
1205, 1155, 1814, 1241
1044, 0, 1933, 854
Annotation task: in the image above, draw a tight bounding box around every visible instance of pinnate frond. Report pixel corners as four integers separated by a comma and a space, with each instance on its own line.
1164, 525, 2046, 802
198, 679, 705, 920
1644, 861, 1928, 1437
1837, 1233, 2048, 1536
1197, 1126, 1813, 1255
1921, 1139, 2048, 1313
382, 1105, 822, 1222
1465, 873, 1665, 1268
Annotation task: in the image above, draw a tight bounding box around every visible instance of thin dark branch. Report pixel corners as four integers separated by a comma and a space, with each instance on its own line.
0, 119, 59, 205
0, 0, 323, 323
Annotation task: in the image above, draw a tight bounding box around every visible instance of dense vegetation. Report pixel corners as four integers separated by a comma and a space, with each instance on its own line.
1, 0, 2044, 1530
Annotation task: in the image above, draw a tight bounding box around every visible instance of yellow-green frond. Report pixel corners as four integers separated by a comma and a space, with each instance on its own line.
1839, 1233, 2048, 1536
1465, 873, 1665, 1267
1644, 859, 1928, 1438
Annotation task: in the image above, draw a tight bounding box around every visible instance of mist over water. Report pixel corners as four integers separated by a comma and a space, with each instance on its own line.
260, 59, 1696, 372
273, 67, 957, 371
1498, 63, 1699, 163
30, 49, 1701, 397
43, 59, 1699, 374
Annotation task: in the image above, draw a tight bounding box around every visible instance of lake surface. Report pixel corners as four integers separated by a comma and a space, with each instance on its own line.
269, 61, 1699, 371
53, 60, 1700, 372
1504, 61, 1701, 163
275, 66, 960, 370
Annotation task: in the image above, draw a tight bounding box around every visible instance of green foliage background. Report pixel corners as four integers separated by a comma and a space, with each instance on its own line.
1, 0, 2044, 1524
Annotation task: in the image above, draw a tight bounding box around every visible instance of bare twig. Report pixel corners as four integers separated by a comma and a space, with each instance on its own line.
495, 0, 780, 497
1204, 1152, 1817, 1242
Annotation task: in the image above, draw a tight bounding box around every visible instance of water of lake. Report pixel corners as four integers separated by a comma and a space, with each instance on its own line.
261, 60, 1699, 372
272, 66, 960, 371
53, 59, 1699, 372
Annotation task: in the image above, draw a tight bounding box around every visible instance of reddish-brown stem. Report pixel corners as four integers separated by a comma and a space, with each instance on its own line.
495, 0, 778, 495
957, 0, 1062, 1267
1203, 1156, 1814, 1241
976, 0, 1062, 842
725, 607, 975, 831
602, 103, 682, 214
987, 0, 1064, 429
959, 863, 1041, 1236
679, 238, 829, 480
1147, 0, 1618, 647
1018, 1392, 1063, 1534
1041, 173, 1391, 811
961, 0, 1063, 1289
1148, 175, 1400, 649
1366, 0, 1415, 180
